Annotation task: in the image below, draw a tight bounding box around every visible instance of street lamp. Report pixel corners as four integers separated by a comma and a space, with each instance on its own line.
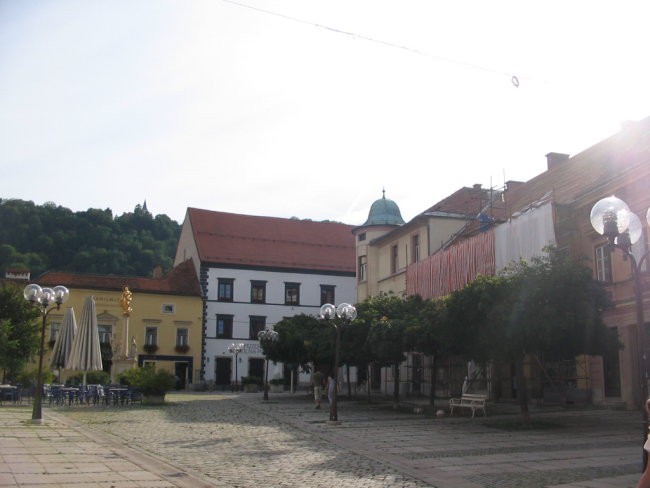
23, 283, 70, 423
319, 302, 357, 422
228, 342, 244, 391
257, 328, 279, 401
590, 195, 650, 467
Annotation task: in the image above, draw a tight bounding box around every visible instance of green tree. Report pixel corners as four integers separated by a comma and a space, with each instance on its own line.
499, 248, 616, 414
406, 297, 449, 406
0, 199, 180, 277
0, 282, 40, 382
446, 247, 617, 420
356, 293, 419, 408
339, 317, 372, 400
270, 314, 332, 371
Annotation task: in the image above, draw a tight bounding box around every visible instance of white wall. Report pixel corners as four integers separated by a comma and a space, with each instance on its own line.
203, 266, 356, 382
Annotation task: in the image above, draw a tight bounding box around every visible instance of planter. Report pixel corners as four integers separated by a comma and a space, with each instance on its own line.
143, 393, 166, 405
243, 384, 259, 393
270, 383, 284, 393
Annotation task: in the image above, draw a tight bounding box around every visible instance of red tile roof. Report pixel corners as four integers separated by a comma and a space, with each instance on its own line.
35, 258, 201, 296
423, 185, 508, 220
186, 208, 355, 274
504, 117, 650, 215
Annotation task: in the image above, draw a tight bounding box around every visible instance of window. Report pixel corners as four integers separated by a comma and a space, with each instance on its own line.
145, 327, 158, 346
176, 328, 188, 347
411, 234, 420, 263
391, 245, 399, 274
358, 232, 366, 242
320, 285, 335, 306
249, 316, 266, 339
98, 325, 112, 344
162, 303, 175, 314
217, 315, 233, 339
218, 278, 234, 302
595, 244, 612, 282
285, 283, 300, 305
358, 255, 367, 282
251, 281, 266, 304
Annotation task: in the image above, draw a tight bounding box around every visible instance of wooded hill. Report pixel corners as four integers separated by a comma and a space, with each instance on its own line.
0, 199, 181, 278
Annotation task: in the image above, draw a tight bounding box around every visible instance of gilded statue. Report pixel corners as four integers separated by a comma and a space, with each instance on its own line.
120, 285, 133, 316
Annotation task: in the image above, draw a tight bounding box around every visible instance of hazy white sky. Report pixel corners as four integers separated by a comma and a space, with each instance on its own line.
2, 0, 650, 225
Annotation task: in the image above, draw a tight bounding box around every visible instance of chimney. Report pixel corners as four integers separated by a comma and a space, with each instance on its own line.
473, 183, 482, 190
545, 152, 570, 170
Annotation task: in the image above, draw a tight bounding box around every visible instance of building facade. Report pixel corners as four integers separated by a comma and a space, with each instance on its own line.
354, 187, 508, 303
353, 187, 508, 397
400, 117, 650, 408
37, 258, 203, 387
173, 208, 356, 388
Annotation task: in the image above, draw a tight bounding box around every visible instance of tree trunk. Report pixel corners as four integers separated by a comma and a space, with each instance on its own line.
346, 364, 352, 400
393, 361, 400, 409
429, 354, 437, 407
515, 355, 530, 421
367, 363, 372, 404
558, 360, 568, 407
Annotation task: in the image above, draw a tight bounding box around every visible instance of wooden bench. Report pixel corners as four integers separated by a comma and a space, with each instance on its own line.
449, 393, 488, 418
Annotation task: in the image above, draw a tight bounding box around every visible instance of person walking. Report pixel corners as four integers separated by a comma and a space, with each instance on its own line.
311, 369, 324, 409
327, 372, 336, 405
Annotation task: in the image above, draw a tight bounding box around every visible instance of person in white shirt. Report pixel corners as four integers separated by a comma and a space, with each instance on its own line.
636, 399, 650, 488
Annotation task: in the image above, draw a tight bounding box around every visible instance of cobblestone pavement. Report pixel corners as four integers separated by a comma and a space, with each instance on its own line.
54, 392, 643, 488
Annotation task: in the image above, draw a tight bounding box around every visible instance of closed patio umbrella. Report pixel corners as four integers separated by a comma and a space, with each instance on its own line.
49, 307, 77, 382
66, 296, 103, 385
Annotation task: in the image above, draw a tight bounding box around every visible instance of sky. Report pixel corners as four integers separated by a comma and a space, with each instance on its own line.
2, 1, 650, 226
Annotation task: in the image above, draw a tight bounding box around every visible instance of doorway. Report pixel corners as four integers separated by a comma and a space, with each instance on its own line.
249, 358, 265, 381
215, 357, 232, 388
603, 328, 621, 398
175, 362, 188, 390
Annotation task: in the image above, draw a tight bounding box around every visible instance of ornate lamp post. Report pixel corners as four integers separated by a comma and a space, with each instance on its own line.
590, 195, 650, 467
23, 283, 70, 423
228, 342, 244, 391
319, 302, 357, 422
257, 328, 279, 401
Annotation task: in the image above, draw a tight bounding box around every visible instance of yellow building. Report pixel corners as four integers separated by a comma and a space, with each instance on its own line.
354, 187, 505, 301
353, 188, 506, 397
36, 259, 203, 388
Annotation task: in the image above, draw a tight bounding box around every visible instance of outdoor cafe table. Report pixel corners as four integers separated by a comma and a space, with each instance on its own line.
0, 385, 19, 404
107, 387, 129, 406
60, 387, 80, 406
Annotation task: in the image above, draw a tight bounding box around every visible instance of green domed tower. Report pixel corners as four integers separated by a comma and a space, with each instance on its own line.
361, 189, 405, 227
353, 190, 405, 301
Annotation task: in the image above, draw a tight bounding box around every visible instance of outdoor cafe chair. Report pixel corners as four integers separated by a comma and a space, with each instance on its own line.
126, 387, 143, 405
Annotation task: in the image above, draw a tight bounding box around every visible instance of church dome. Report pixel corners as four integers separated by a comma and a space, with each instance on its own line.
362, 191, 405, 226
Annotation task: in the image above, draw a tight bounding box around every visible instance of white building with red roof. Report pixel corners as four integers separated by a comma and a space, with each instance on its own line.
173, 208, 356, 387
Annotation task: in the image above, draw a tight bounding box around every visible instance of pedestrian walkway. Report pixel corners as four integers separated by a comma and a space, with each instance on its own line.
0, 405, 216, 487
238, 393, 643, 488
0, 392, 645, 487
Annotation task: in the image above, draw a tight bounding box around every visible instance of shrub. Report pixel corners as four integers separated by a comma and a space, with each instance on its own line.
241, 375, 262, 385
118, 367, 176, 395
15, 367, 56, 387
66, 370, 110, 386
